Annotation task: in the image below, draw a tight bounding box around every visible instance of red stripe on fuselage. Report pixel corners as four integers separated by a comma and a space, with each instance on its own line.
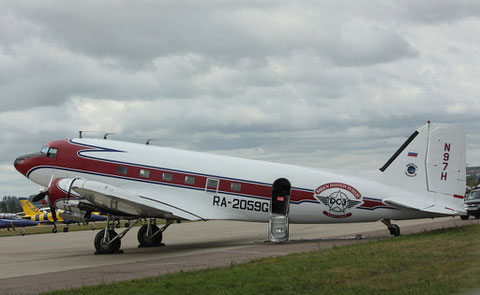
29, 139, 316, 202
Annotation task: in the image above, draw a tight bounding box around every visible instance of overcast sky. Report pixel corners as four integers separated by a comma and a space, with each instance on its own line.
1, 0, 480, 197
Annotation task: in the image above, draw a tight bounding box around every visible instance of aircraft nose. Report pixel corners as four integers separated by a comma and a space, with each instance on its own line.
14, 154, 32, 174
14, 155, 26, 167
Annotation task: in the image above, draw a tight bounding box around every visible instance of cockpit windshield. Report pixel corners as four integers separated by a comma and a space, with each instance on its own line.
40, 145, 57, 159
40, 145, 49, 154
467, 191, 480, 201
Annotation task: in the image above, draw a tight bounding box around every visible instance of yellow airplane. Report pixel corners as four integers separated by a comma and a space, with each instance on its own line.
19, 199, 70, 233
19, 199, 106, 233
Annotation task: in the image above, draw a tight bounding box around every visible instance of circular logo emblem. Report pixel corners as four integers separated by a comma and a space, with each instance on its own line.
314, 183, 362, 218
405, 163, 418, 177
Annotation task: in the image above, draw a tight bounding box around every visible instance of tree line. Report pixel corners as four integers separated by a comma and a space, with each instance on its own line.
0, 195, 35, 213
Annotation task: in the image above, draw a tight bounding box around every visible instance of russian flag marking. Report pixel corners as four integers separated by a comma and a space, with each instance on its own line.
408, 152, 418, 157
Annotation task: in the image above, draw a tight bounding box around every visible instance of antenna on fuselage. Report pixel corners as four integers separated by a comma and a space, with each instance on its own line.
146, 139, 158, 145
103, 133, 115, 139
78, 131, 94, 138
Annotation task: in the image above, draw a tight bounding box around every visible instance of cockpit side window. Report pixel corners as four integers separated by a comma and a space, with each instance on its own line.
47, 148, 57, 158
40, 146, 57, 158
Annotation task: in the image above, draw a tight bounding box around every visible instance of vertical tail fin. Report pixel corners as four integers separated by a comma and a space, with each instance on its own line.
380, 123, 466, 214
19, 199, 41, 216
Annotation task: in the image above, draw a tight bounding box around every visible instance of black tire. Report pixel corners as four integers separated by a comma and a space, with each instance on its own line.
94, 229, 121, 254
460, 215, 469, 220
388, 224, 400, 236
475, 215, 480, 220
115, 222, 121, 228
137, 224, 162, 247
52, 227, 57, 233
125, 222, 130, 228
63, 227, 69, 232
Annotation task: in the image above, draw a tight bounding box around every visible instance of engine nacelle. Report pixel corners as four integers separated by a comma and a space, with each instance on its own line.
48, 178, 82, 209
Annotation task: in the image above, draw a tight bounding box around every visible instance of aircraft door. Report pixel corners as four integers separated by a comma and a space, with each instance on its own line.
268, 178, 291, 243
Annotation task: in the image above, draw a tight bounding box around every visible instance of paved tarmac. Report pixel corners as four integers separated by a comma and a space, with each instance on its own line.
0, 217, 478, 294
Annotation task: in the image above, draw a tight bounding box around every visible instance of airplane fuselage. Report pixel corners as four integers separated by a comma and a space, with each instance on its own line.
15, 138, 438, 224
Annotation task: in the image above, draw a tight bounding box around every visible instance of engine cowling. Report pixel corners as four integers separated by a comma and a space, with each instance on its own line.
47, 178, 81, 209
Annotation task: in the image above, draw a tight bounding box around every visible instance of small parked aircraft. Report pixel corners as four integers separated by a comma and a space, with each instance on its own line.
0, 217, 38, 235
14, 122, 466, 253
19, 199, 106, 232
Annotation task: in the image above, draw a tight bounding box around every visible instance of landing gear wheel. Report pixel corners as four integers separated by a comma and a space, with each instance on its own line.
461, 215, 469, 220
63, 227, 69, 232
388, 224, 400, 236
52, 227, 57, 233
125, 222, 130, 228
137, 224, 162, 247
475, 215, 480, 220
94, 229, 121, 254
115, 222, 121, 228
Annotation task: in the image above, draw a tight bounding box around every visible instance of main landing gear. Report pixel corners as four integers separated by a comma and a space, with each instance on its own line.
381, 219, 400, 236
93, 215, 173, 254
137, 219, 173, 247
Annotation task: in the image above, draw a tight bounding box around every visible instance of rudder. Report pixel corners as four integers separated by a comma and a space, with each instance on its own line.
19, 199, 41, 216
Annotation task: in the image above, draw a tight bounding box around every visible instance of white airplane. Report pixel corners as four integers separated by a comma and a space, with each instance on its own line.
14, 122, 467, 254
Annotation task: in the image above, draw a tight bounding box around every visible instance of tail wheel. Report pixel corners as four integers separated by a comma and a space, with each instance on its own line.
388, 224, 400, 236
137, 224, 162, 247
94, 229, 121, 254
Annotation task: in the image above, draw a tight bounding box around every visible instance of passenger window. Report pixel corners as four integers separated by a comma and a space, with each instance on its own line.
231, 182, 241, 192
117, 166, 128, 175
207, 178, 219, 190
184, 176, 195, 185
162, 172, 172, 181
139, 169, 150, 178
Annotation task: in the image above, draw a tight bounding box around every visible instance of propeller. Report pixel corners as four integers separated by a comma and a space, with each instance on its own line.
32, 190, 47, 202
31, 174, 58, 230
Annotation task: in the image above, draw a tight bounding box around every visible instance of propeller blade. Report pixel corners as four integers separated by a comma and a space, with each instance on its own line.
50, 204, 57, 223
32, 191, 47, 202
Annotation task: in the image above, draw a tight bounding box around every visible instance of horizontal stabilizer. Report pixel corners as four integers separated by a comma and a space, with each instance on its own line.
383, 198, 465, 215
383, 198, 434, 211
421, 205, 461, 215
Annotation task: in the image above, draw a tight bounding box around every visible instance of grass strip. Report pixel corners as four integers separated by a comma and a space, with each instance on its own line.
45, 224, 480, 295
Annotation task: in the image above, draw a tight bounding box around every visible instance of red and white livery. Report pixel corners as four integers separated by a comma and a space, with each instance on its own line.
14, 123, 467, 253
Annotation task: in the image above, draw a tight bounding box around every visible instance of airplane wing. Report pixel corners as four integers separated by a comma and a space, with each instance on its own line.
66, 179, 205, 221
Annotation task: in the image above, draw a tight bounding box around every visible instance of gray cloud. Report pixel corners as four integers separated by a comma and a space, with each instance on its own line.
1, 0, 480, 197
